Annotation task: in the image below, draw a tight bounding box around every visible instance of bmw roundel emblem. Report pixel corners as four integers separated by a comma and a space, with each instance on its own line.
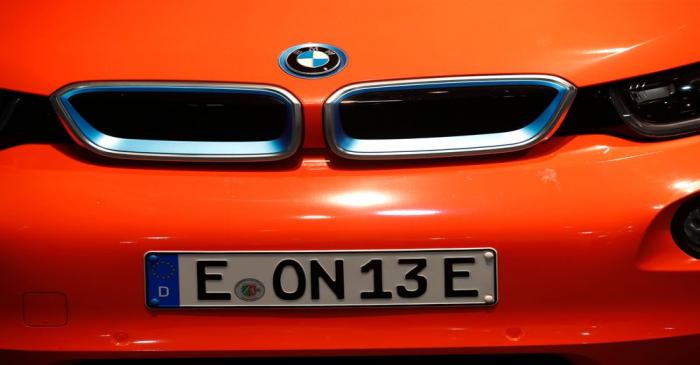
279, 43, 347, 78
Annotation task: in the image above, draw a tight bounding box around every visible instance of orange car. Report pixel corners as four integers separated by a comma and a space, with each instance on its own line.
2, 1, 700, 364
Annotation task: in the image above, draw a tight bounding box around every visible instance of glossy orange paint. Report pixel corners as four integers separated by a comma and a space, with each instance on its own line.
1, 1, 700, 147
2, 0, 700, 364
2, 135, 700, 364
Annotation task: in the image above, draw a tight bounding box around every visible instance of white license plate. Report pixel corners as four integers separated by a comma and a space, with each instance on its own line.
145, 249, 497, 308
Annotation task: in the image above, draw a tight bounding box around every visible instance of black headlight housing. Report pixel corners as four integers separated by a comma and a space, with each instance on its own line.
609, 63, 700, 138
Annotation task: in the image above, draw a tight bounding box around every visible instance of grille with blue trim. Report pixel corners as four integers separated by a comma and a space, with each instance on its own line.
50, 82, 303, 162
324, 75, 576, 160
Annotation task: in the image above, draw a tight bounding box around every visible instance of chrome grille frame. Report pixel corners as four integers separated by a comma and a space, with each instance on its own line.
50, 82, 303, 162
324, 75, 577, 160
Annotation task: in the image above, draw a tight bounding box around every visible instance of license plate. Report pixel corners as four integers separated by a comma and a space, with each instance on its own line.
145, 249, 497, 308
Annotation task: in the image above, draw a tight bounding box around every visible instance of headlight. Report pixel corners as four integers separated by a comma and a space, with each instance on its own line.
610, 64, 700, 137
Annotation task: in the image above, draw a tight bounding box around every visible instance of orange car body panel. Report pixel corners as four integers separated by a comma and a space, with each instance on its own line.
1, 1, 700, 148
2, 1, 700, 364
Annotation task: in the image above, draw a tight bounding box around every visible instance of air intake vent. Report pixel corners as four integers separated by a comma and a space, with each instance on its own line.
324, 76, 576, 159
51, 82, 302, 161
0, 90, 70, 149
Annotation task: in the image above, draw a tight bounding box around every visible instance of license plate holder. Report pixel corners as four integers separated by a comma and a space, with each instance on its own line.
145, 249, 497, 308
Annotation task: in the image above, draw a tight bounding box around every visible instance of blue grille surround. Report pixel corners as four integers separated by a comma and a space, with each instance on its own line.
324, 75, 577, 160
50, 82, 302, 161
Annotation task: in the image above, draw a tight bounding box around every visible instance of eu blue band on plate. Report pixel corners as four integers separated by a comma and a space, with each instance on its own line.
145, 253, 180, 308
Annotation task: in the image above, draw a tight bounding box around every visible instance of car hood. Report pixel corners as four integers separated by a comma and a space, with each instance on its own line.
1, 0, 699, 97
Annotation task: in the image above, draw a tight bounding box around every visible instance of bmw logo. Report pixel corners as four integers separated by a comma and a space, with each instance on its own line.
279, 43, 347, 78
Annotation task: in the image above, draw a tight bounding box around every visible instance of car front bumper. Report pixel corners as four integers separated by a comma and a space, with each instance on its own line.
2, 134, 700, 364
